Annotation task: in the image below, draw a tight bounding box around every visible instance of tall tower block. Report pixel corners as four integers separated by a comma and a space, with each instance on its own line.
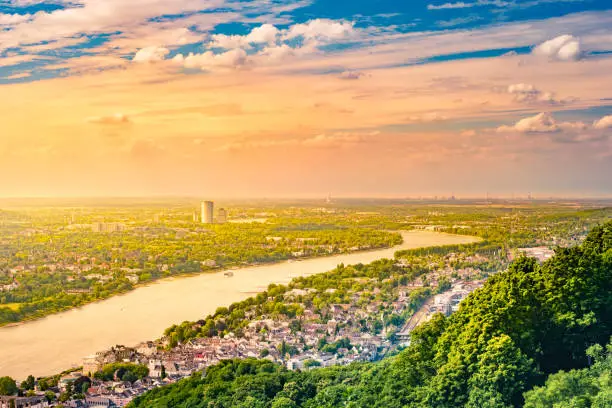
201, 201, 214, 224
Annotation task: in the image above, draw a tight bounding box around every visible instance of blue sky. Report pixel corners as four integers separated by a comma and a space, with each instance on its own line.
2, 0, 612, 83
0, 0, 611, 197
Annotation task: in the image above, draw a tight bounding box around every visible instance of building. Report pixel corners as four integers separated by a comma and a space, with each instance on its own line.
0, 396, 48, 408
217, 208, 227, 224
201, 201, 214, 224
91, 223, 125, 233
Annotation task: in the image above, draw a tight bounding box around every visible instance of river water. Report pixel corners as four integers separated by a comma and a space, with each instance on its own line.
0, 231, 478, 379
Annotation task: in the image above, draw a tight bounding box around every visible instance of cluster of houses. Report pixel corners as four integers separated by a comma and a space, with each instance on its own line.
10, 249, 501, 407
33, 275, 484, 407
0, 281, 18, 292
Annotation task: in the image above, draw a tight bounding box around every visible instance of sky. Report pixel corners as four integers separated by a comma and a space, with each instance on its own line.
0, 0, 611, 198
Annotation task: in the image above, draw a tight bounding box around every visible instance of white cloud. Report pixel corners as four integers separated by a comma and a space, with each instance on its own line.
284, 19, 355, 41
174, 19, 360, 70
259, 44, 296, 61
246, 23, 279, 44
0, 13, 32, 26
133, 46, 170, 63
498, 112, 559, 133
497, 112, 591, 134
208, 34, 251, 50
173, 48, 249, 70
427, 1, 510, 10
593, 115, 612, 130
208, 24, 279, 49
87, 113, 131, 125
533, 35, 582, 61
507, 83, 573, 105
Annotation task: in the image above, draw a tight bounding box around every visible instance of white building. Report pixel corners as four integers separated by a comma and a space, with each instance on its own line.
201, 201, 214, 224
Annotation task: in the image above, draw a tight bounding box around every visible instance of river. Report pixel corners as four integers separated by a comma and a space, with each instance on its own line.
0, 231, 478, 379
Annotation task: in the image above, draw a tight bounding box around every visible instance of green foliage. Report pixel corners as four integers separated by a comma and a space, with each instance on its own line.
524, 339, 612, 408
128, 220, 612, 408
0, 204, 403, 326
0, 376, 18, 396
94, 363, 149, 383
21, 375, 35, 391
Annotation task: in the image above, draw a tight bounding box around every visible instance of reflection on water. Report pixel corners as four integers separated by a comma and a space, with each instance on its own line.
0, 231, 478, 379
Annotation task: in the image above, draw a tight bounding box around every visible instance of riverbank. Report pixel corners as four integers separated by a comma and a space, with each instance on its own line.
0, 242, 403, 330
0, 230, 479, 379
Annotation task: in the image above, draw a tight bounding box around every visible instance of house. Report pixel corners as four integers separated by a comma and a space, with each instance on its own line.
0, 396, 48, 408
136, 341, 157, 357
85, 396, 117, 407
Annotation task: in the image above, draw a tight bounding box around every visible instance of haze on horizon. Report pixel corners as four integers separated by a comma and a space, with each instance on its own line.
1, 0, 612, 198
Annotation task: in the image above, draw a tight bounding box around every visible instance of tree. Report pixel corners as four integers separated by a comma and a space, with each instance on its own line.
45, 391, 56, 403
524, 339, 612, 408
21, 375, 35, 391
271, 396, 297, 408
0, 376, 18, 396
466, 335, 535, 407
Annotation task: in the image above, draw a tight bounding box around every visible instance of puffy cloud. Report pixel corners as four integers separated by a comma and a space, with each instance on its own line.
497, 112, 591, 134
507, 83, 573, 105
208, 19, 352, 55
0, 13, 32, 26
259, 44, 296, 61
87, 113, 131, 125
246, 24, 279, 44
209, 24, 279, 49
498, 112, 561, 133
177, 19, 360, 70
533, 35, 582, 61
173, 48, 249, 70
208, 34, 251, 50
133, 46, 170, 63
593, 115, 612, 130
284, 19, 355, 42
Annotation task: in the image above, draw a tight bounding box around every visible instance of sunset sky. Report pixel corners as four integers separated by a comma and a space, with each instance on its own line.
1, 0, 611, 198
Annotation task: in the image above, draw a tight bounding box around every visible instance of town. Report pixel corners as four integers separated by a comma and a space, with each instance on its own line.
0, 201, 604, 408
2, 245, 505, 407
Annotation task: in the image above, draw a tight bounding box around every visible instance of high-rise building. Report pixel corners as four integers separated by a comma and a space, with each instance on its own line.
201, 201, 214, 224
217, 208, 227, 224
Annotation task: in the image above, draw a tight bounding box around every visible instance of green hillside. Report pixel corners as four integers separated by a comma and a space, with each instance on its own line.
129, 222, 612, 408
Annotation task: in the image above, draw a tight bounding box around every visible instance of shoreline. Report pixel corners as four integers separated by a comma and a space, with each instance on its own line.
0, 231, 480, 329
0, 230, 481, 379
0, 236, 410, 329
